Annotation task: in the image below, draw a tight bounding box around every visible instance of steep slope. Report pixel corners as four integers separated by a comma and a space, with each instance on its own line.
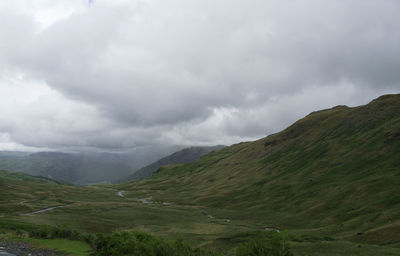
121, 94, 400, 246
0, 170, 71, 215
122, 145, 225, 181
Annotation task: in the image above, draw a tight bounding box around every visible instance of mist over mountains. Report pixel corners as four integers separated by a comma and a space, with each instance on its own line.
0, 145, 225, 184
0, 145, 184, 184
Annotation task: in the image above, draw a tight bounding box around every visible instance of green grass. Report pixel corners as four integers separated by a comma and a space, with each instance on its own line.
15, 238, 91, 256
291, 241, 400, 256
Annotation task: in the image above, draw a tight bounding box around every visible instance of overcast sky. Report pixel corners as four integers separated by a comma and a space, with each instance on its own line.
0, 0, 399, 152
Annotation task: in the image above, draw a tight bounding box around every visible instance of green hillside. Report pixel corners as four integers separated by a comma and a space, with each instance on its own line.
121, 145, 225, 181
119, 94, 400, 247
1, 94, 399, 255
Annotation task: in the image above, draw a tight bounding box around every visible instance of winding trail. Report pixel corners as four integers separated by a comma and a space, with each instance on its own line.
116, 191, 169, 206
139, 198, 152, 204
21, 206, 64, 216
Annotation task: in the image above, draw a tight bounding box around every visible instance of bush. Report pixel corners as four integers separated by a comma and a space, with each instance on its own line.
90, 231, 219, 256
27, 226, 85, 241
6, 219, 219, 256
29, 228, 50, 239
15, 230, 25, 238
235, 232, 293, 256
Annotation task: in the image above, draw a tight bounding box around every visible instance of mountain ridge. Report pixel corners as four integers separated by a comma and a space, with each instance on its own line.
120, 145, 226, 181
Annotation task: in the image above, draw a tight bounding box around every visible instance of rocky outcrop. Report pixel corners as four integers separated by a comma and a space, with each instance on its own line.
0, 239, 67, 256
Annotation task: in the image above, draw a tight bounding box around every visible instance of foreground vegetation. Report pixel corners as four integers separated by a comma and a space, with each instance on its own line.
1, 94, 399, 255
0, 218, 295, 256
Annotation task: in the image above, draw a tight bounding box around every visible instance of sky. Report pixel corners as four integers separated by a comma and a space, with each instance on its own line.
0, 0, 399, 152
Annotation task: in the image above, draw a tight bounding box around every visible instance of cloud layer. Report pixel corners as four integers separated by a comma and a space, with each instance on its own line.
0, 0, 399, 151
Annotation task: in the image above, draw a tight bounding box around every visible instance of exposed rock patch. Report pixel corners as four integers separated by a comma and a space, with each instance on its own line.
0, 239, 67, 256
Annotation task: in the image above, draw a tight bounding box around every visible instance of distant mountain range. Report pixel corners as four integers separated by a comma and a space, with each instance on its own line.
0, 145, 184, 184
120, 145, 225, 182
0, 145, 225, 184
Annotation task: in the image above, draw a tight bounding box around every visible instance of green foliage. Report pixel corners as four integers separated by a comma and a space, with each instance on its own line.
15, 229, 25, 238
0, 219, 88, 242
235, 232, 293, 256
91, 231, 219, 256
24, 225, 84, 242
25, 238, 91, 256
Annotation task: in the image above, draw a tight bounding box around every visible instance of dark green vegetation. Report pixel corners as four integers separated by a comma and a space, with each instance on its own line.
0, 218, 218, 256
90, 231, 219, 256
1, 94, 399, 255
121, 145, 225, 181
236, 232, 293, 256
0, 217, 291, 256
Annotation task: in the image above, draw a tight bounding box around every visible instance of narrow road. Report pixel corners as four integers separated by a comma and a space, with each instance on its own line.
139, 198, 153, 204
21, 206, 64, 216
139, 198, 149, 204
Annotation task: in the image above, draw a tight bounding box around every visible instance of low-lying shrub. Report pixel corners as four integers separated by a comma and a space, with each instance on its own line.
2, 219, 294, 256
90, 231, 219, 256
235, 232, 293, 256
27, 226, 84, 241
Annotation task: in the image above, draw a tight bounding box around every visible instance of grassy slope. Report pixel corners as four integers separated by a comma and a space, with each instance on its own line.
122, 145, 225, 181
1, 94, 399, 255
118, 94, 400, 248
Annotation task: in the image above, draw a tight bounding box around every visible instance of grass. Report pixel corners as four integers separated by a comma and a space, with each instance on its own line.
0, 224, 91, 256
15, 237, 91, 256
291, 241, 400, 256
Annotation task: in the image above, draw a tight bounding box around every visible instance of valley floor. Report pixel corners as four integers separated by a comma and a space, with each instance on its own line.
1, 179, 400, 256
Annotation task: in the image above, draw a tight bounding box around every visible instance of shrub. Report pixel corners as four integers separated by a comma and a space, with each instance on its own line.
90, 231, 219, 256
15, 230, 25, 238
235, 232, 293, 256
29, 228, 50, 239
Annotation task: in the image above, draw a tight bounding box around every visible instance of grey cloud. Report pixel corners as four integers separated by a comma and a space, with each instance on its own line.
0, 0, 399, 150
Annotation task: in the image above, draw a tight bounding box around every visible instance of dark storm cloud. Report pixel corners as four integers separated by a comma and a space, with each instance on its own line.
0, 0, 399, 150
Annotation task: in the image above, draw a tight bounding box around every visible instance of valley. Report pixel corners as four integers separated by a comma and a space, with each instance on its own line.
1, 94, 400, 255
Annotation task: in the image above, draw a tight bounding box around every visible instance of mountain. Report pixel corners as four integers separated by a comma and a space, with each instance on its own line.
121, 94, 400, 247
0, 170, 64, 185
1, 94, 399, 255
0, 145, 184, 184
121, 145, 225, 181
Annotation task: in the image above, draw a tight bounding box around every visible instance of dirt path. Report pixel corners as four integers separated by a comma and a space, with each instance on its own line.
20, 206, 64, 216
